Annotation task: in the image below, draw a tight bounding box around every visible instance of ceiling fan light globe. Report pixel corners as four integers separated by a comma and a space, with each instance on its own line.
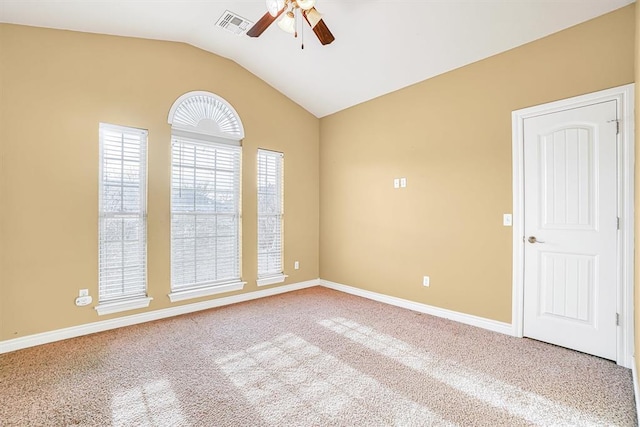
266, 0, 285, 16
277, 11, 296, 34
297, 0, 316, 11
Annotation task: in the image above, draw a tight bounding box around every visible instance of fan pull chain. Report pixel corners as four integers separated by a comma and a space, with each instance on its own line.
294, 7, 298, 38
301, 13, 304, 49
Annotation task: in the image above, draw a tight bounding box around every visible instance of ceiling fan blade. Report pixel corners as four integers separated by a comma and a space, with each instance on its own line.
247, 9, 284, 37
310, 19, 335, 45
303, 8, 335, 45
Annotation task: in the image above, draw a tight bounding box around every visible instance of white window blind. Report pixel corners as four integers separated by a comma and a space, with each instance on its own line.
257, 149, 283, 278
171, 137, 242, 291
98, 123, 148, 303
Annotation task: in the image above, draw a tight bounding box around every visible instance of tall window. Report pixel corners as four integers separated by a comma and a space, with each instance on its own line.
98, 123, 150, 314
171, 140, 241, 291
257, 149, 285, 286
167, 91, 245, 301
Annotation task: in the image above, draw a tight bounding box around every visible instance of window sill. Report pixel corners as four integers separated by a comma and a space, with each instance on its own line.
168, 281, 246, 303
95, 297, 153, 316
256, 274, 288, 287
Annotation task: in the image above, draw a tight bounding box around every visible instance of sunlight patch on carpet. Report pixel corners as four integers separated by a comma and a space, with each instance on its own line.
319, 317, 609, 426
111, 379, 188, 427
215, 333, 454, 426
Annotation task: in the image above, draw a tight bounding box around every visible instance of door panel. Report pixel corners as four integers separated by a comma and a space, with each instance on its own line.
540, 253, 594, 324
541, 127, 594, 229
523, 100, 617, 361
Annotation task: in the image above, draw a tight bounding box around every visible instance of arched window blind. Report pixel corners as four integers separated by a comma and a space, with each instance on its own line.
168, 91, 244, 140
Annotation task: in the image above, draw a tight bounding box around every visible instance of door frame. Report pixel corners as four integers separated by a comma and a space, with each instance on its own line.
511, 84, 634, 368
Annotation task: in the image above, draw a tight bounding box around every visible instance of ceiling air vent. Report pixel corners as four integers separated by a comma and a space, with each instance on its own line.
216, 10, 253, 35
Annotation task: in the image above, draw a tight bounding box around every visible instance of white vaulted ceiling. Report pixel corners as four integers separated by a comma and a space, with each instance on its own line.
0, 0, 633, 117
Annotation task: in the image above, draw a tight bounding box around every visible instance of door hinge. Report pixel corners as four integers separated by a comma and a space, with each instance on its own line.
616, 313, 620, 326
617, 217, 620, 230
608, 118, 620, 134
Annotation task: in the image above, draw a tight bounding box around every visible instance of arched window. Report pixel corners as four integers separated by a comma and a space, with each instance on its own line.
167, 92, 245, 302
168, 91, 244, 141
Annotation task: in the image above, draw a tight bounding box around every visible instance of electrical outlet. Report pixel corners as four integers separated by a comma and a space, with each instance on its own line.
294, 261, 300, 270
400, 177, 407, 188
423, 276, 430, 287
75, 295, 92, 306
79, 289, 89, 297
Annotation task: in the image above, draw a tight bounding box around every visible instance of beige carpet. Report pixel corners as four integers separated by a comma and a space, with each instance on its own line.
0, 287, 636, 426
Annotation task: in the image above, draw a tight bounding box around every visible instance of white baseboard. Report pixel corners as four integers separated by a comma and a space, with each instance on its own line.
320, 279, 514, 336
0, 279, 320, 354
633, 357, 640, 423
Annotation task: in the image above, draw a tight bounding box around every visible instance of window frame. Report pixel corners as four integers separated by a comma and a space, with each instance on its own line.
167, 92, 246, 303
96, 123, 152, 316
256, 149, 287, 286
169, 136, 244, 301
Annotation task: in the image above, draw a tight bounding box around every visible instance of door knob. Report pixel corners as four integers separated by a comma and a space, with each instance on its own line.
528, 236, 544, 244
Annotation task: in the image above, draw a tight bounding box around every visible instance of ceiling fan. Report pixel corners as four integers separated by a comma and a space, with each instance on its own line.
247, 0, 335, 46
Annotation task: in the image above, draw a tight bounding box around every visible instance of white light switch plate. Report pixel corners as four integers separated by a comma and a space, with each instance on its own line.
503, 214, 513, 226
400, 178, 407, 188
393, 178, 400, 189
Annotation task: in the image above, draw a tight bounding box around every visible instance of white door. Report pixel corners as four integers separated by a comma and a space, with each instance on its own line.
523, 100, 618, 361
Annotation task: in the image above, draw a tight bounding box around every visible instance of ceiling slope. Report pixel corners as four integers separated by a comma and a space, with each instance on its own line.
0, 0, 633, 117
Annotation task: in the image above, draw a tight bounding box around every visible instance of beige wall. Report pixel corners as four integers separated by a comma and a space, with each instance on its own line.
320, 5, 635, 323
635, 1, 640, 386
0, 24, 320, 340
0, 6, 636, 349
